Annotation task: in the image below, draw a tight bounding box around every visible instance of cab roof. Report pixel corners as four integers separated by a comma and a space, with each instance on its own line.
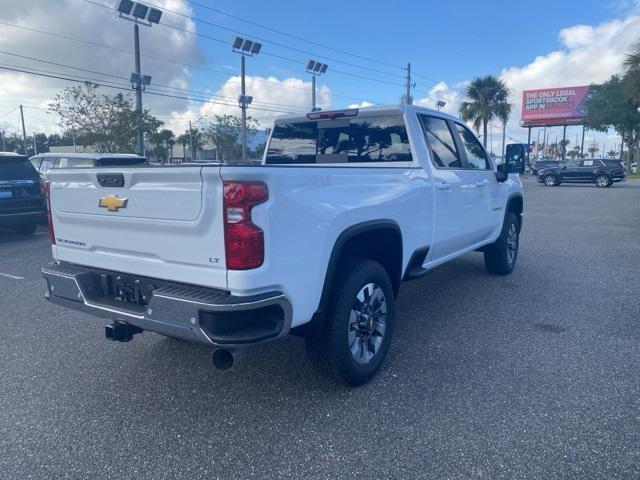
31, 152, 145, 159
273, 104, 460, 123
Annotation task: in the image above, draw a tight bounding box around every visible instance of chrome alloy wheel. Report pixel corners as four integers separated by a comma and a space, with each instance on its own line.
348, 283, 387, 364
506, 223, 518, 265
596, 175, 609, 187
544, 175, 555, 186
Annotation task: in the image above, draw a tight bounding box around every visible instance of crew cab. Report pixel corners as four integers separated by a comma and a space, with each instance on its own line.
0, 152, 46, 234
537, 158, 625, 187
41, 105, 524, 385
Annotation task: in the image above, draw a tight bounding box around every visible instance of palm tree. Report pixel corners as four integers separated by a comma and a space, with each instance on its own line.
623, 40, 640, 102
459, 76, 511, 148
176, 134, 189, 161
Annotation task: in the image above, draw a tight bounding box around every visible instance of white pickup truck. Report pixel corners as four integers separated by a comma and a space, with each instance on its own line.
42, 105, 524, 385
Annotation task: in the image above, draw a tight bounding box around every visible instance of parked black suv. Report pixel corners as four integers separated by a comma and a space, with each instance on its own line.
0, 153, 46, 234
531, 160, 560, 175
537, 158, 626, 188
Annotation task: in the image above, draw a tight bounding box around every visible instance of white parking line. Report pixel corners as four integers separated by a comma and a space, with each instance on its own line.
0, 272, 24, 280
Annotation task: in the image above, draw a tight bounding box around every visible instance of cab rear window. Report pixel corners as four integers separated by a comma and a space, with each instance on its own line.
0, 158, 37, 180
266, 115, 412, 164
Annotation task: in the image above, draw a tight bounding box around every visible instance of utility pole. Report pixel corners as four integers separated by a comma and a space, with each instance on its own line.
133, 23, 144, 156
19, 105, 27, 155
561, 125, 567, 161
1, 130, 5, 151
240, 53, 247, 161
189, 120, 194, 162
580, 125, 586, 158
404, 63, 413, 105
32, 132, 37, 155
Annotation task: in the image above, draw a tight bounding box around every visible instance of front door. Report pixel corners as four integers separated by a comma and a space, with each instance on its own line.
418, 114, 476, 260
451, 122, 501, 243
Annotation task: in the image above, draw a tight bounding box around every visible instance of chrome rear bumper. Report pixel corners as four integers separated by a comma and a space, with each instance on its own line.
42, 262, 292, 348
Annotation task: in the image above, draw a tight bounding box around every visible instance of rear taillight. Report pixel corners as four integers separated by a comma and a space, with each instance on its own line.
44, 180, 55, 245
223, 181, 268, 270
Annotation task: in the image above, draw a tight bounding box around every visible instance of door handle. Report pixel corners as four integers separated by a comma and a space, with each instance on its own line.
437, 183, 451, 190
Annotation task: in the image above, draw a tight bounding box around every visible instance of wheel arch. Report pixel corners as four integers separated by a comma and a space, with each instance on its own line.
506, 193, 524, 232
315, 220, 403, 316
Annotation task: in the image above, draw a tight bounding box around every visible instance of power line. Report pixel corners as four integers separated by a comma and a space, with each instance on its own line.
182, 0, 402, 70
0, 19, 373, 104
0, 106, 19, 118
0, 64, 300, 115
0, 49, 311, 112
82, 0, 404, 80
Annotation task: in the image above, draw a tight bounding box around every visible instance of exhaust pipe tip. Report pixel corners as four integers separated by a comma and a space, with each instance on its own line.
211, 348, 236, 371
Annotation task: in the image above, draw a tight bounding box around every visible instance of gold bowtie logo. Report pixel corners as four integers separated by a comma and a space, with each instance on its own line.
99, 195, 128, 212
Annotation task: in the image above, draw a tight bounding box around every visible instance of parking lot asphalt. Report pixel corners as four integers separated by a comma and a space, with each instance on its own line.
1, 176, 639, 480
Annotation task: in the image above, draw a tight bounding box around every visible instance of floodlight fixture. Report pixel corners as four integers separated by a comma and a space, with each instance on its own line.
436, 100, 446, 111
147, 8, 162, 24
141, 75, 152, 85
250, 42, 262, 55
306, 59, 328, 76
132, 3, 149, 19
232, 36, 243, 50
117, 0, 134, 15
130, 72, 140, 84
238, 95, 253, 105
232, 36, 262, 56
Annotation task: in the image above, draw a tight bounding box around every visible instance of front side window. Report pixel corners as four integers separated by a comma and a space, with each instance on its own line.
454, 124, 490, 169
265, 115, 412, 165
418, 115, 461, 168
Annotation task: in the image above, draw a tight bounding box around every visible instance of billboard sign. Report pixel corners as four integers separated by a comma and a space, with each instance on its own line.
521, 86, 589, 127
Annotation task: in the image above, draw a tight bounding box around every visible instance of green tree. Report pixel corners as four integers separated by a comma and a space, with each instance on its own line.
567, 146, 581, 159
607, 150, 618, 159
585, 75, 640, 170
588, 144, 599, 157
49, 82, 162, 153
623, 40, 640, 102
205, 114, 260, 162
459, 76, 511, 147
176, 133, 190, 160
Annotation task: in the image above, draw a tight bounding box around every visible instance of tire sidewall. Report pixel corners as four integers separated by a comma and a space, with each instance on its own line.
327, 261, 395, 385
595, 175, 610, 188
544, 174, 556, 186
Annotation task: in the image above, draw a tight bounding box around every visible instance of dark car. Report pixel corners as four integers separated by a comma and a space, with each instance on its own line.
531, 160, 560, 175
0, 153, 46, 234
537, 158, 626, 188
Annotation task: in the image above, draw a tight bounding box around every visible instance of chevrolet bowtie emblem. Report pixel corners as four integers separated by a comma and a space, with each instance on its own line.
99, 194, 128, 212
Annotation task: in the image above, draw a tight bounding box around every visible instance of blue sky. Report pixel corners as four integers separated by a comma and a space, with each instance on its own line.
185, 0, 628, 106
1, 0, 638, 154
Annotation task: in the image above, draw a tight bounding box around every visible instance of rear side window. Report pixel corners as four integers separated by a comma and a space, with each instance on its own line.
0, 158, 37, 180
454, 124, 491, 169
266, 115, 412, 164
56, 157, 95, 168
418, 115, 461, 168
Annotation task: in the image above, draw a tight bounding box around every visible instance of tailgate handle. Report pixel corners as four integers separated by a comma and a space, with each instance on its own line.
97, 173, 125, 188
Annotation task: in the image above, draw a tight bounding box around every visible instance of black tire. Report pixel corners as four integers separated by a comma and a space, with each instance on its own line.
306, 258, 395, 386
14, 223, 37, 235
543, 174, 557, 186
484, 212, 519, 275
594, 174, 611, 188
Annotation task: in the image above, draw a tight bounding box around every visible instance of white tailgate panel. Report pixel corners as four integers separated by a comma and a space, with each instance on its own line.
49, 166, 228, 290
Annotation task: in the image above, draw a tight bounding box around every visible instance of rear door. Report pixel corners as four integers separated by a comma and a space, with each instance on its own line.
48, 165, 228, 290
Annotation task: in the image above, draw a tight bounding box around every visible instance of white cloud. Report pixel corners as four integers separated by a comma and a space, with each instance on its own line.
348, 100, 374, 109
414, 81, 464, 116
0, 0, 200, 134
168, 75, 332, 133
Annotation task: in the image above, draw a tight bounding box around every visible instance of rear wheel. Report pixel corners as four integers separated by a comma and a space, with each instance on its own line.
306, 259, 395, 386
484, 212, 519, 275
14, 223, 37, 235
595, 174, 611, 188
543, 174, 557, 186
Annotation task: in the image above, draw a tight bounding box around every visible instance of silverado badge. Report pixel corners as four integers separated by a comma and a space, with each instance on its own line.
99, 195, 128, 212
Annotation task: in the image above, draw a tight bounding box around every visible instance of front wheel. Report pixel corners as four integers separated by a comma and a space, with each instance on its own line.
484, 212, 519, 275
595, 174, 611, 188
306, 259, 395, 386
543, 174, 557, 186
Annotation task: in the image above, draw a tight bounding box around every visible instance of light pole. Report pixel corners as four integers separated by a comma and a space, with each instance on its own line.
117, 0, 162, 156
305, 60, 328, 111
232, 36, 261, 161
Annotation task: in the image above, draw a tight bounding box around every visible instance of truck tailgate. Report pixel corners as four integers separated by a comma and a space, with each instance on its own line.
48, 166, 227, 290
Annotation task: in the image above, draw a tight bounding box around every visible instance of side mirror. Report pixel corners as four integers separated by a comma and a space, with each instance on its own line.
505, 144, 527, 174
496, 164, 509, 182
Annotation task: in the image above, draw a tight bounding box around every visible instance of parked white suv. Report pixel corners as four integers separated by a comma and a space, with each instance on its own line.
42, 105, 524, 385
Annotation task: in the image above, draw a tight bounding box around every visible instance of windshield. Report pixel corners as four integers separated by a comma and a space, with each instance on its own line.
0, 158, 37, 181
266, 115, 412, 165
